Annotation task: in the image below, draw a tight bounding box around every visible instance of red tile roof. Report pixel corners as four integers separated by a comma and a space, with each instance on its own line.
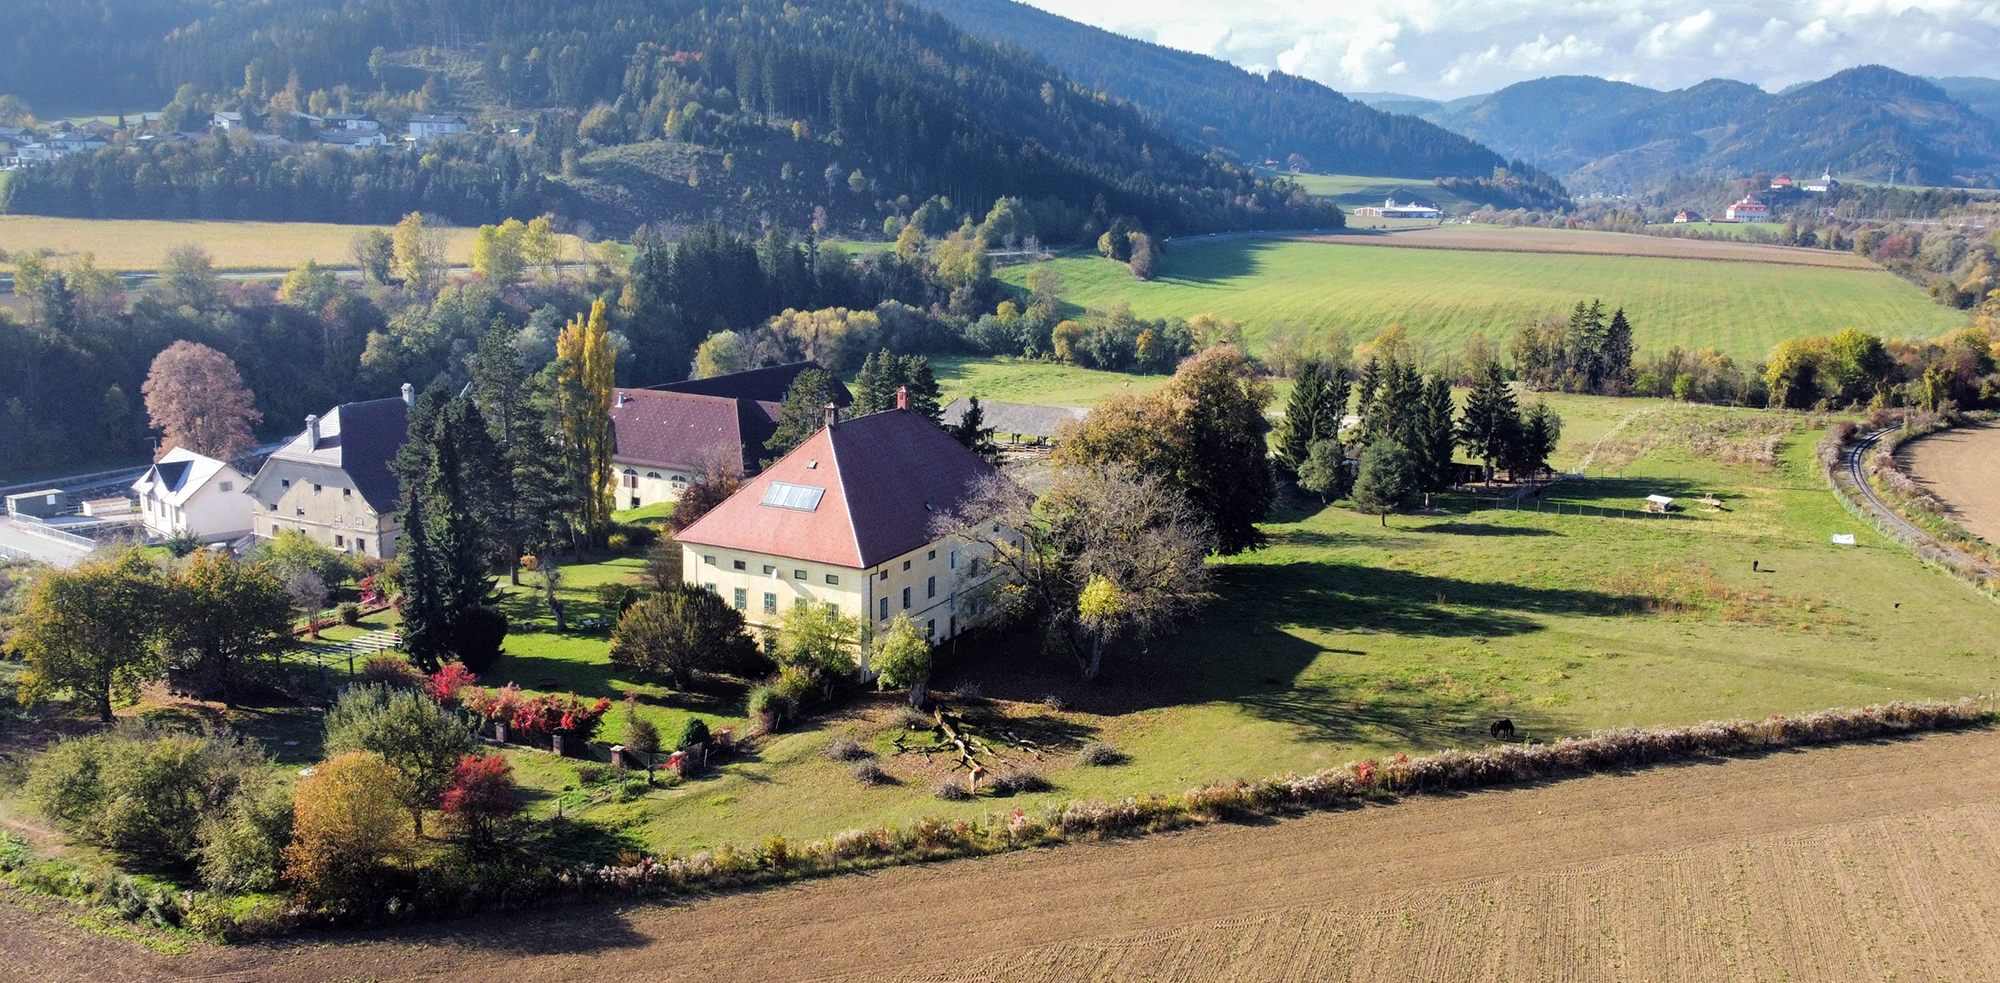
610, 390, 780, 474
675, 407, 1000, 568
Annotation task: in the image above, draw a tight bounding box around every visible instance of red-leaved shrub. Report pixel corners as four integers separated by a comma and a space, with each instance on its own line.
440, 753, 518, 845
425, 663, 479, 706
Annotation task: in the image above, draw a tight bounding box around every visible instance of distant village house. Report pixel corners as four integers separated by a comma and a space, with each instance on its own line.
1352, 197, 1442, 220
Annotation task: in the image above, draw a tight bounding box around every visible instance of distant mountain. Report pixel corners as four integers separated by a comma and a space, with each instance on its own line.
912, 0, 1521, 180
1932, 77, 2000, 125
1422, 67, 2000, 191
1345, 92, 1444, 116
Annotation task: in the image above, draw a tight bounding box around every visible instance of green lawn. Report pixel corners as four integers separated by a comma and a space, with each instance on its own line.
1647, 221, 1790, 242
463, 410, 2000, 854
999, 237, 1966, 366
1286, 172, 1470, 209
930, 354, 1171, 407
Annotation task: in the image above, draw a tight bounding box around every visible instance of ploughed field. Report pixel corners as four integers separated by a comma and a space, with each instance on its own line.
17, 727, 2000, 981
1001, 231, 1962, 366
1900, 421, 2000, 547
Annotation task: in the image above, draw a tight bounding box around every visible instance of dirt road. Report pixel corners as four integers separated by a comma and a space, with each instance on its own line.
8, 729, 2000, 982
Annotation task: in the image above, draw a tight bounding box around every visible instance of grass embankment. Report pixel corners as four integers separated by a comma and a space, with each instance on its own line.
998, 236, 1964, 365
0, 216, 583, 274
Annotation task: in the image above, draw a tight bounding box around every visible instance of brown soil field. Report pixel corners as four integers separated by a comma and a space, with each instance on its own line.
1903, 422, 2000, 546
8, 728, 2000, 982
1302, 225, 1882, 270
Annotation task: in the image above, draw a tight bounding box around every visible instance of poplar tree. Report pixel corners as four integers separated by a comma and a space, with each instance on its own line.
553, 299, 616, 549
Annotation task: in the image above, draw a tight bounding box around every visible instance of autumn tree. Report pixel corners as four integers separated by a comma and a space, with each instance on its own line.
14, 551, 169, 721
938, 466, 1212, 680
142, 341, 261, 459
471, 218, 528, 285
285, 751, 412, 909
871, 614, 933, 708
323, 684, 478, 836
1056, 346, 1273, 554
669, 450, 743, 531
552, 299, 617, 547
692, 330, 750, 378
439, 753, 518, 849
392, 211, 448, 295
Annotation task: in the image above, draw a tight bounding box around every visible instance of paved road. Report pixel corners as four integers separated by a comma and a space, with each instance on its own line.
0, 518, 92, 568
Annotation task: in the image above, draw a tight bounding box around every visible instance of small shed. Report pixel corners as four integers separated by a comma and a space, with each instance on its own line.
1643, 494, 1676, 513
5, 489, 68, 520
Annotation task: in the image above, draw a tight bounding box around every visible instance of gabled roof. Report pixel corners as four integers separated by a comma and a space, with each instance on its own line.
248, 395, 408, 513
676, 407, 1001, 568
941, 398, 1087, 439
610, 389, 780, 473
132, 447, 239, 507
651, 361, 853, 406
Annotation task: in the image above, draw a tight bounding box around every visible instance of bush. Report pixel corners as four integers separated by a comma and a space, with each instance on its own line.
338, 603, 363, 626
448, 605, 510, 673
678, 717, 711, 750
425, 663, 479, 705
26, 727, 266, 872
989, 769, 1051, 796
197, 775, 295, 893
440, 754, 519, 847
623, 714, 661, 760
606, 531, 631, 552
284, 751, 413, 913
851, 761, 892, 786
771, 664, 821, 711
596, 582, 638, 614
324, 684, 479, 835
934, 780, 972, 801
747, 685, 790, 730
165, 531, 202, 558
823, 738, 872, 762
1078, 742, 1127, 766
361, 655, 423, 688
576, 763, 618, 786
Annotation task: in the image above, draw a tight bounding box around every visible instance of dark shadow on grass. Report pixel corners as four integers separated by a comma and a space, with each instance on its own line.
1415, 521, 1561, 538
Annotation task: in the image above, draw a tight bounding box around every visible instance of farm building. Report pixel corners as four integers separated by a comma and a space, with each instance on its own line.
131, 446, 255, 543
940, 398, 1087, 445
1804, 169, 1840, 193
675, 393, 1016, 648
1769, 175, 1794, 191
610, 361, 852, 511
1673, 209, 1703, 223
1725, 196, 1771, 222
406, 113, 469, 141
1352, 198, 1442, 220
245, 385, 412, 559
4, 489, 68, 520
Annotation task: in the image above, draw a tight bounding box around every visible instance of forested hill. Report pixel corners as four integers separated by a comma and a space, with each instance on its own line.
0, 0, 1334, 238
1424, 67, 2000, 192
910, 0, 1521, 181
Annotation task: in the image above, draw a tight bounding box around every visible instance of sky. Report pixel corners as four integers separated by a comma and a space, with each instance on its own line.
1016, 1, 2000, 99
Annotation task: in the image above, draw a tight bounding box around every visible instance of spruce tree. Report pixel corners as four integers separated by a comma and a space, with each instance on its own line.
1275, 359, 1328, 475
852, 350, 895, 413
1419, 377, 1458, 492
1601, 308, 1635, 393
1354, 357, 1382, 438
1458, 361, 1520, 482
898, 354, 943, 423
948, 395, 1001, 463
764, 368, 840, 461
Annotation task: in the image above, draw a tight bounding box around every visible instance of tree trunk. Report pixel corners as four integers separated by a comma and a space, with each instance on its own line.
1380, 512, 1388, 527
96, 684, 113, 723
1082, 636, 1105, 681
412, 809, 424, 838
909, 676, 929, 710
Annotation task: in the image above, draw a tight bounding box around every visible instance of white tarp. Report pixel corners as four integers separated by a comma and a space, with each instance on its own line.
1831, 534, 1857, 546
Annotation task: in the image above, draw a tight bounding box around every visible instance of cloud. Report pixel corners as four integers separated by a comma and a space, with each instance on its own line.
1019, 0, 2000, 97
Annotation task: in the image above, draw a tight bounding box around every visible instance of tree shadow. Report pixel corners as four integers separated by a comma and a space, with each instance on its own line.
1265, 527, 1423, 551
1151, 236, 1281, 286
1414, 522, 1561, 538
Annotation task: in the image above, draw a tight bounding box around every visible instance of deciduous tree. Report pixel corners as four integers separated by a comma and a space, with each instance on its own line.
609, 584, 760, 690
15, 551, 169, 721
323, 684, 478, 837
553, 299, 617, 547
141, 341, 261, 459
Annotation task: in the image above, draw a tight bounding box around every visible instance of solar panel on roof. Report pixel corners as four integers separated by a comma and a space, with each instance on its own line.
761, 481, 825, 511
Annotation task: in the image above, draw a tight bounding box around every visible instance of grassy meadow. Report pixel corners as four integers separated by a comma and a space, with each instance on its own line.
1287, 172, 1468, 208
252, 388, 1994, 855
999, 235, 1965, 365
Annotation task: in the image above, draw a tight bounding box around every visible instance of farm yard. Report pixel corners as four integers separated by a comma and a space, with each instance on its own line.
11, 725, 1999, 981
1005, 232, 1962, 365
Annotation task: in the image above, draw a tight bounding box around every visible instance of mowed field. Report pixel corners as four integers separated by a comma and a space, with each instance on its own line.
1000, 231, 1962, 365
0, 216, 525, 273
1902, 422, 2000, 546
19, 727, 2000, 981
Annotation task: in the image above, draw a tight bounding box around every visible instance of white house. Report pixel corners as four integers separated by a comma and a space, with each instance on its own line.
211, 112, 245, 131
406, 113, 469, 142
1804, 169, 1840, 193
244, 385, 412, 558
131, 447, 256, 543
1725, 195, 1771, 222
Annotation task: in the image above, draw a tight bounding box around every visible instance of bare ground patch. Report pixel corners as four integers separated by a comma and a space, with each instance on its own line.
14, 727, 2000, 982
1301, 225, 1882, 270
1902, 422, 2000, 547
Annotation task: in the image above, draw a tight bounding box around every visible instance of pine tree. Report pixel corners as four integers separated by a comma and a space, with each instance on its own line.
1419, 376, 1458, 492
899, 355, 943, 423
948, 395, 1001, 464
764, 368, 841, 461
1353, 356, 1382, 439
1458, 361, 1520, 482
1275, 359, 1328, 476
1601, 308, 1635, 393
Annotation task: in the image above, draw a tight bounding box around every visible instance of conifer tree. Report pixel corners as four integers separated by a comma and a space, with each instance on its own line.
1418, 376, 1458, 492
764, 368, 841, 461
898, 354, 943, 423
1276, 359, 1328, 476
948, 395, 1001, 464
1601, 307, 1635, 393
1458, 361, 1520, 482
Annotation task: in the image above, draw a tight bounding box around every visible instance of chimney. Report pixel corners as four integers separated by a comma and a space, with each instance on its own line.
895, 385, 909, 411
615, 391, 628, 408
304, 414, 320, 447
824, 402, 840, 429
400, 382, 415, 407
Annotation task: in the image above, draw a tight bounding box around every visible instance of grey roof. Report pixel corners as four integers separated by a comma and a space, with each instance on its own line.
941, 398, 1088, 439
653, 361, 853, 406
249, 395, 408, 513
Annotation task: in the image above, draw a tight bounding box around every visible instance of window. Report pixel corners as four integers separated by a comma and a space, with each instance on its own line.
927, 576, 936, 599
949, 550, 958, 570
631, 497, 640, 509
314, 483, 323, 493
672, 475, 688, 486
879, 597, 889, 620
357, 539, 367, 555
703, 555, 717, 566
793, 569, 807, 580
334, 535, 345, 548
704, 582, 716, 593
646, 472, 662, 480
280, 479, 291, 488
732, 588, 747, 610
218, 481, 233, 493
825, 573, 840, 586
732, 560, 746, 571
926, 620, 936, 639
343, 488, 351, 498
621, 469, 638, 489
295, 507, 305, 516
763, 564, 776, 576
992, 524, 1001, 533
928, 549, 936, 561
879, 570, 888, 581
267, 502, 277, 511
902, 559, 911, 571
902, 586, 911, 609
763, 592, 778, 614
970, 557, 982, 577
